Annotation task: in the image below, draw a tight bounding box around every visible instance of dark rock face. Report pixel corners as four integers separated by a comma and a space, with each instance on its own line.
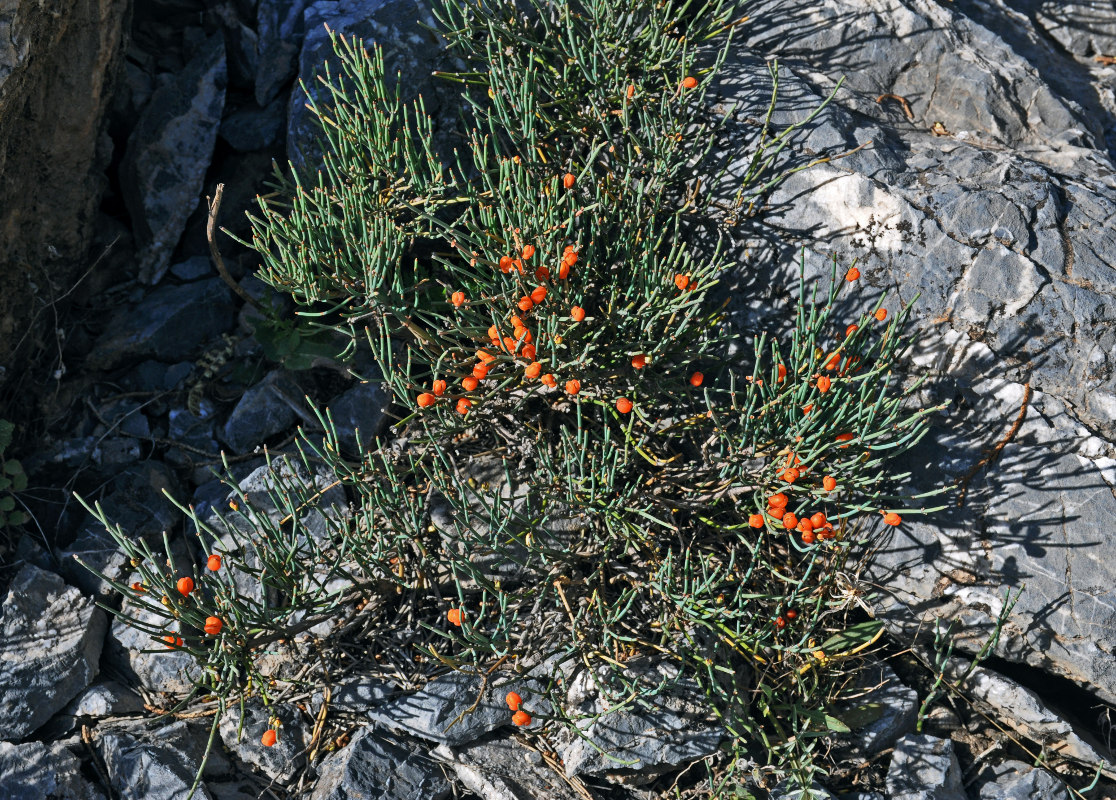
99, 723, 217, 800
0, 565, 107, 741
0, 0, 128, 386
0, 740, 106, 800
311, 726, 451, 800
705, 1, 1116, 709
119, 32, 227, 284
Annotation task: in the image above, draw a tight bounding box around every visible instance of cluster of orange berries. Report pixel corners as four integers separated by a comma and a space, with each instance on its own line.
773, 608, 798, 629
158, 556, 227, 647
506, 690, 531, 726
763, 492, 839, 545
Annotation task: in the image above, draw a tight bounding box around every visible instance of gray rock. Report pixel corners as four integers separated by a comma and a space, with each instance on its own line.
885, 735, 966, 800
86, 278, 236, 370
220, 97, 286, 152
740, 0, 1109, 169
836, 794, 885, 800
219, 698, 308, 782
256, 0, 314, 105
119, 33, 227, 284
106, 591, 202, 696
975, 758, 1072, 800
938, 656, 1115, 777
433, 734, 581, 800
557, 661, 724, 780
0, 565, 106, 740
322, 677, 394, 713
368, 669, 520, 746
62, 461, 183, 597
99, 723, 215, 800
219, 370, 307, 453
1036, 2, 1116, 59
326, 379, 390, 456
288, 0, 458, 174
170, 255, 215, 281
0, 740, 106, 800
67, 680, 147, 717
310, 726, 451, 800
123, 360, 194, 393
831, 660, 918, 756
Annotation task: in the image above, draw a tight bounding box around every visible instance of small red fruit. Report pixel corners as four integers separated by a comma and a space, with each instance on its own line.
817, 376, 832, 393
176, 577, 194, 597
631, 354, 647, 369
875, 308, 888, 321
570, 306, 586, 322
769, 494, 788, 508
456, 398, 471, 415
206, 554, 222, 571
204, 616, 223, 635
525, 362, 542, 379
518, 297, 534, 312
822, 475, 837, 492
689, 371, 703, 387
261, 730, 277, 747
846, 267, 860, 281
462, 376, 479, 391
748, 514, 764, 528
447, 608, 463, 626
883, 512, 902, 526
451, 291, 465, 307
521, 244, 535, 260
432, 380, 447, 396
506, 691, 523, 710
565, 379, 581, 396
512, 710, 532, 726
531, 285, 547, 303
562, 173, 575, 189
681, 76, 698, 89
674, 274, 690, 291
417, 392, 436, 408
616, 397, 633, 414
782, 513, 799, 530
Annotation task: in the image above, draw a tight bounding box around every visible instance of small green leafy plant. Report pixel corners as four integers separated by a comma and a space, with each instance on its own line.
79, 0, 951, 795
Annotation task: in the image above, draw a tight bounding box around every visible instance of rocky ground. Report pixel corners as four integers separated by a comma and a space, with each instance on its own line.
2, 0, 1116, 798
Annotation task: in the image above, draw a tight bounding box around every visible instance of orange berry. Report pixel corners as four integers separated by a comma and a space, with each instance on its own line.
456, 398, 471, 415
432, 380, 447, 396
777, 364, 786, 382
797, 518, 814, 534
451, 291, 465, 307
558, 262, 570, 280
417, 392, 436, 408
846, 267, 860, 281
883, 512, 902, 526
132, 581, 146, 592
570, 306, 586, 322
513, 326, 531, 343
562, 250, 578, 267
562, 173, 575, 189
769, 493, 788, 508
521, 244, 535, 260
817, 376, 832, 393
875, 308, 887, 321
204, 616, 223, 635
774, 616, 786, 629
462, 376, 479, 391
512, 710, 532, 726
782, 513, 799, 530
810, 512, 827, 528
503, 336, 518, 353
207, 554, 222, 571
506, 691, 523, 710
627, 84, 635, 99
261, 730, 277, 747
802, 404, 814, 413
785, 609, 798, 620
477, 349, 496, 364
521, 344, 536, 360
689, 371, 703, 387
541, 373, 557, 387
845, 324, 858, 337
822, 475, 837, 492
835, 432, 854, 442
518, 297, 534, 312
802, 529, 817, 545
768, 507, 786, 520
535, 266, 550, 281
447, 608, 463, 626
524, 362, 542, 379
748, 514, 764, 528
631, 354, 647, 369
472, 363, 489, 380
674, 274, 690, 291
512, 259, 524, 274
176, 577, 194, 597
826, 354, 841, 371
681, 76, 698, 89
531, 285, 547, 303
499, 256, 513, 273
782, 468, 799, 483
565, 379, 581, 396
615, 397, 633, 414
164, 635, 184, 649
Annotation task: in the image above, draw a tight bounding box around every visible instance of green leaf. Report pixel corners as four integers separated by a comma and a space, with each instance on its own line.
0, 495, 14, 512
824, 713, 852, 733
820, 620, 884, 656
836, 702, 886, 730
0, 477, 9, 492
0, 420, 12, 452
3, 459, 21, 475
11, 471, 27, 492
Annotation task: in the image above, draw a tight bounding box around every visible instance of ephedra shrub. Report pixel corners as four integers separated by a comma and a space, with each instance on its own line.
79, 0, 949, 794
